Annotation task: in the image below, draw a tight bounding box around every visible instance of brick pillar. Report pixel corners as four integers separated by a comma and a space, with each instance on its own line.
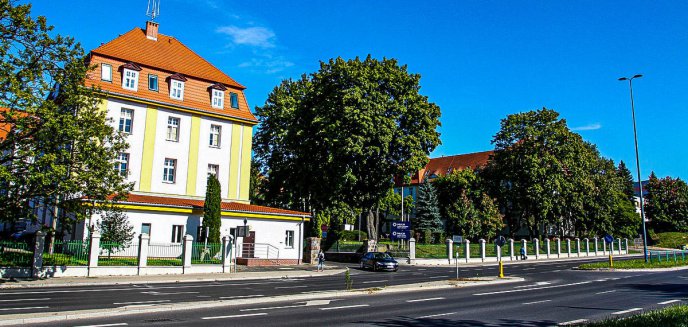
303, 237, 321, 265
32, 231, 45, 279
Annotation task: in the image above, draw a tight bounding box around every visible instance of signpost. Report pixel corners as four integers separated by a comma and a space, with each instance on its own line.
390, 221, 411, 241
495, 236, 506, 278
452, 235, 464, 243
604, 234, 614, 268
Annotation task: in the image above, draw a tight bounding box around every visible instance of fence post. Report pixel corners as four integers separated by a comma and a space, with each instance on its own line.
521, 239, 527, 260
603, 239, 607, 255
585, 238, 590, 256
88, 231, 101, 272
555, 238, 561, 258
222, 236, 230, 273
446, 239, 453, 264
465, 239, 470, 263
138, 233, 149, 271
32, 231, 45, 279
509, 238, 514, 261
409, 238, 416, 264
617, 239, 622, 255
534, 239, 540, 260
624, 238, 629, 254
545, 238, 551, 259
182, 234, 193, 270
479, 239, 486, 262
566, 239, 571, 257
594, 237, 598, 256
575, 238, 581, 257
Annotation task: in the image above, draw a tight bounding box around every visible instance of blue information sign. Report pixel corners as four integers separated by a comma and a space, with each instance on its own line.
604, 235, 614, 244
391, 221, 411, 240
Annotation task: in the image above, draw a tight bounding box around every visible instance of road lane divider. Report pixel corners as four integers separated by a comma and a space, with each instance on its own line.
0, 306, 48, 311
320, 304, 369, 311
202, 313, 268, 320
417, 312, 456, 319
0, 298, 50, 302
73, 323, 128, 327
362, 280, 388, 284
559, 319, 587, 325
474, 281, 591, 296
595, 290, 616, 295
219, 295, 265, 299
406, 297, 445, 303
112, 300, 170, 305
275, 286, 308, 289
612, 308, 642, 315
522, 300, 551, 305
658, 300, 681, 305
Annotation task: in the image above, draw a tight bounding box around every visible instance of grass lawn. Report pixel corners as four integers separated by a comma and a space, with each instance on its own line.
654, 232, 688, 249
582, 305, 688, 327
578, 258, 688, 270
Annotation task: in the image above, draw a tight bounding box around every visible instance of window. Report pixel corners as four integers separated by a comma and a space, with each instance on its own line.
209, 124, 221, 147
208, 164, 219, 178
171, 225, 183, 243
170, 80, 184, 100
101, 64, 112, 82
148, 74, 158, 91
163, 158, 176, 183
122, 69, 139, 91
212, 89, 224, 108
141, 223, 151, 235
230, 92, 239, 109
166, 117, 180, 142
119, 108, 134, 134
115, 153, 129, 176
285, 230, 294, 248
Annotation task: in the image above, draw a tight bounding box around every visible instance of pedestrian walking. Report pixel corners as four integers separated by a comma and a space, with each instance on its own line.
520, 245, 527, 260
317, 250, 325, 272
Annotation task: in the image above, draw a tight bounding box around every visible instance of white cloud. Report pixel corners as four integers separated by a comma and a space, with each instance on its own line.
216, 25, 275, 48
238, 56, 294, 74
571, 123, 602, 131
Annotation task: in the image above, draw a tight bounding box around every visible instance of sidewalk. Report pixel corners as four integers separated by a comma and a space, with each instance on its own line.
0, 265, 346, 289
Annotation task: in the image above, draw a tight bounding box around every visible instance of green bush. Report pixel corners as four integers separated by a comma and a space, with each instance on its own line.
338, 230, 367, 241
654, 232, 688, 249
583, 305, 688, 327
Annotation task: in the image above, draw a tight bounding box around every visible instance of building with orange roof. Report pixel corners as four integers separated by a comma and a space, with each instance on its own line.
72, 20, 309, 265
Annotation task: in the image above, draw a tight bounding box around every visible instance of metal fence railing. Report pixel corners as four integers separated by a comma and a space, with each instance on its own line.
192, 242, 222, 264
326, 241, 364, 253
649, 250, 687, 264
148, 243, 183, 266
0, 240, 33, 267
43, 240, 89, 266
99, 241, 139, 266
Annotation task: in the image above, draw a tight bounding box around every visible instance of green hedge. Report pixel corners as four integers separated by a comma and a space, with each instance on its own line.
337, 230, 367, 241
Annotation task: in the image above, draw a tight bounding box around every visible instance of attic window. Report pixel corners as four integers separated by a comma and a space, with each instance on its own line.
101, 64, 112, 82
121, 62, 142, 91
169, 74, 187, 101
229, 92, 239, 109
209, 83, 227, 109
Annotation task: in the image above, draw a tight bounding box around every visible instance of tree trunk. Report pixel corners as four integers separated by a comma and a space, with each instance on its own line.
366, 208, 378, 241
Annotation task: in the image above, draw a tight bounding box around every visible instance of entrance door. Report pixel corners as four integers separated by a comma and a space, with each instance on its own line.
242, 231, 256, 258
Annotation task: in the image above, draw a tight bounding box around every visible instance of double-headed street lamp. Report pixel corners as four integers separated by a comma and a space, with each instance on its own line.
618, 74, 648, 263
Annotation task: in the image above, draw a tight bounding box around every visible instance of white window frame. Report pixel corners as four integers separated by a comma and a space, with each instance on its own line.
148, 74, 158, 91
209, 124, 221, 147
101, 64, 112, 82
119, 108, 134, 134
171, 225, 184, 243
285, 230, 294, 248
116, 152, 129, 177
166, 116, 180, 142
122, 68, 139, 91
208, 164, 219, 179
211, 89, 224, 109
163, 158, 177, 183
170, 80, 184, 100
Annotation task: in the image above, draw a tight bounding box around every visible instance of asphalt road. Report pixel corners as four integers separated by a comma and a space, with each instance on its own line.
3, 257, 687, 326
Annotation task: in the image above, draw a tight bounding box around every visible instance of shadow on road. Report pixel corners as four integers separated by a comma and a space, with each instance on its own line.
625, 283, 688, 297
357, 317, 559, 326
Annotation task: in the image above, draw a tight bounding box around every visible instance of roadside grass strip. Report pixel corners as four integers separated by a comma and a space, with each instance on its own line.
581, 305, 688, 327
578, 259, 688, 270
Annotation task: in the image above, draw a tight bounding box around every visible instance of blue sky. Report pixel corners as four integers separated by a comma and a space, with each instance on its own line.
28, 1, 688, 180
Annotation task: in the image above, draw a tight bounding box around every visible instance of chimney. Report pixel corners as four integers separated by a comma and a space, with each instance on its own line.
145, 21, 159, 41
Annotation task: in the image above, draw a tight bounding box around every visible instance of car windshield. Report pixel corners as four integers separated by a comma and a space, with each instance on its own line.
373, 253, 392, 260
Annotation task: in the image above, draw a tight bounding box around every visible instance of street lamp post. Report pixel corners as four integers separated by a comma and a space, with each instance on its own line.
618, 74, 648, 263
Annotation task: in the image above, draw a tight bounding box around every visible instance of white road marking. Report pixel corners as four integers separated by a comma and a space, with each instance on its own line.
219, 295, 265, 299
612, 308, 642, 315
0, 298, 50, 302
523, 299, 552, 305
417, 269, 427, 271
113, 300, 170, 305
275, 285, 308, 289
428, 276, 448, 279
658, 300, 681, 305
474, 281, 592, 296
523, 268, 536, 270
558, 319, 588, 325
406, 297, 445, 303
240, 299, 331, 312
417, 312, 456, 319
140, 291, 199, 295
74, 323, 128, 327
362, 280, 388, 284
320, 304, 369, 311
595, 290, 616, 295
0, 306, 49, 311
202, 313, 268, 320
0, 281, 288, 296
515, 282, 551, 289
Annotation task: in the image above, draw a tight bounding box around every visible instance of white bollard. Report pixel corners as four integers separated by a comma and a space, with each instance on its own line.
534, 239, 540, 259
585, 238, 590, 256
446, 239, 453, 264
617, 239, 622, 255
521, 239, 528, 260
509, 239, 515, 261
138, 233, 150, 268
479, 239, 486, 262
222, 236, 231, 273
603, 240, 607, 255
88, 231, 101, 269
624, 238, 629, 254
555, 238, 561, 258
545, 238, 551, 259
465, 239, 471, 263
576, 238, 581, 257
182, 234, 193, 268
594, 237, 599, 256
566, 239, 571, 257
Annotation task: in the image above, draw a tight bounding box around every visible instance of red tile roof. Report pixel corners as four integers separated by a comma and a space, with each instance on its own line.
400, 150, 493, 186
92, 28, 243, 89
119, 193, 310, 217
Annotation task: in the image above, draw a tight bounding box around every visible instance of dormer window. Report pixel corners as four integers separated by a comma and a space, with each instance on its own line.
212, 89, 224, 108
121, 62, 142, 91
169, 73, 187, 100
230, 92, 239, 109
101, 64, 112, 82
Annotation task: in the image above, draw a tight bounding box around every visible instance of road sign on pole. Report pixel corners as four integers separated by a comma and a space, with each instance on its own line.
391, 221, 411, 241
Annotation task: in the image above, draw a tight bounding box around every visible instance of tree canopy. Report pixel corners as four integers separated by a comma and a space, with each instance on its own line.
253, 56, 441, 240
645, 172, 688, 233
203, 175, 222, 244
0, 1, 131, 230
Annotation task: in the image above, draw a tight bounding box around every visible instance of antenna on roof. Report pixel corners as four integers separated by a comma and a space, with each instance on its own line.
146, 0, 160, 20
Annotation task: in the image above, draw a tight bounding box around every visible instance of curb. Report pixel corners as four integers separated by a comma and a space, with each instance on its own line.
410, 254, 642, 267
573, 265, 688, 272
0, 269, 347, 289
0, 276, 524, 326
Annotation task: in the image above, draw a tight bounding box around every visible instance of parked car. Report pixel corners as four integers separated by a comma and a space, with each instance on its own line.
359, 252, 398, 272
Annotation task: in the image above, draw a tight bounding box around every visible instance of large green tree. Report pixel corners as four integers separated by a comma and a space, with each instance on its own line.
253, 56, 441, 240
0, 1, 131, 233
645, 172, 688, 233
414, 181, 443, 237
203, 175, 222, 244
433, 169, 503, 241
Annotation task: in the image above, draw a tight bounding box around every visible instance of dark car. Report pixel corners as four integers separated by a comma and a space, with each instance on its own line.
359, 252, 398, 272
